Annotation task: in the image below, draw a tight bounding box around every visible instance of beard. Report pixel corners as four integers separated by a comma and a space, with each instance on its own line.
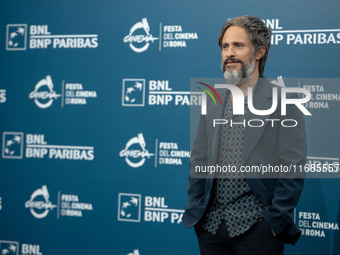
222, 56, 256, 86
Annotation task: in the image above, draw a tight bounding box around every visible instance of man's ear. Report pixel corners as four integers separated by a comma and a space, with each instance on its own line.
255, 46, 266, 61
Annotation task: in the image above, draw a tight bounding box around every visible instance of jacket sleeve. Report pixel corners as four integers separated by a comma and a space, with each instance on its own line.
263, 93, 307, 243
187, 113, 209, 203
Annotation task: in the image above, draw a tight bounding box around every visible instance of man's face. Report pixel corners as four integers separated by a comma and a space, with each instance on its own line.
221, 26, 256, 85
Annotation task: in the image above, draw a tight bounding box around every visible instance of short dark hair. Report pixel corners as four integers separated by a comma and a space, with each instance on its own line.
218, 16, 272, 74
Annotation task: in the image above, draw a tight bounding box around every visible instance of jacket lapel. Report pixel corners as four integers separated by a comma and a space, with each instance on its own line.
210, 89, 229, 164
242, 78, 274, 165
209, 79, 275, 165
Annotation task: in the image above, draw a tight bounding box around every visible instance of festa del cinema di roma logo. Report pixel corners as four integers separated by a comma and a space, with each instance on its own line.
119, 133, 154, 168
123, 18, 198, 53
24, 185, 94, 219
25, 185, 57, 219
28, 75, 97, 109
123, 18, 158, 53
29, 75, 61, 109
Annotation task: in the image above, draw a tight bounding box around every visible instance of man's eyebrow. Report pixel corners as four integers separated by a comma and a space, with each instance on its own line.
221, 41, 245, 46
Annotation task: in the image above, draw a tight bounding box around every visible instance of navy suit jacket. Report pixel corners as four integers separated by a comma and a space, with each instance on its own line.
182, 77, 307, 245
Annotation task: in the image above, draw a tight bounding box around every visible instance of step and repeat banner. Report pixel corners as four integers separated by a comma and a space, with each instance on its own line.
1, 0, 339, 255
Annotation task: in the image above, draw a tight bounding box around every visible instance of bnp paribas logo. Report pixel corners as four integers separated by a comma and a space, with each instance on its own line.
2, 132, 24, 159
0, 241, 19, 255
6, 24, 27, 51
122, 79, 145, 106
118, 193, 141, 222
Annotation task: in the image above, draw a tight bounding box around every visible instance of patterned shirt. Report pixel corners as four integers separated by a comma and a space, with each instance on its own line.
202, 90, 264, 237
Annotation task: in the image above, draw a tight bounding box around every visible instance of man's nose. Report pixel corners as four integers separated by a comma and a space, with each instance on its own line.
226, 46, 236, 58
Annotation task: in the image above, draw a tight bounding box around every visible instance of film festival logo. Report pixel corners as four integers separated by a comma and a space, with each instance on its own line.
122, 79, 145, 106
24, 185, 93, 219
119, 133, 154, 168
123, 18, 198, 52
6, 24, 27, 51
123, 18, 158, 53
29, 75, 61, 109
0, 241, 19, 255
2, 132, 24, 159
25, 185, 57, 219
29, 75, 97, 108
118, 193, 141, 222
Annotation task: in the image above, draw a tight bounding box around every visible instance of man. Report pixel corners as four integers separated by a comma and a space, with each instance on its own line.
182, 16, 306, 255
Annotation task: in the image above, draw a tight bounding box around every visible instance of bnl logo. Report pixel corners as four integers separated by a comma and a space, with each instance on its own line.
122, 79, 145, 106
0, 241, 19, 255
6, 24, 27, 51
118, 193, 141, 222
2, 132, 24, 159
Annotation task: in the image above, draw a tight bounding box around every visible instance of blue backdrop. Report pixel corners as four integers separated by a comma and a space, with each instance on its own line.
1, 0, 339, 255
